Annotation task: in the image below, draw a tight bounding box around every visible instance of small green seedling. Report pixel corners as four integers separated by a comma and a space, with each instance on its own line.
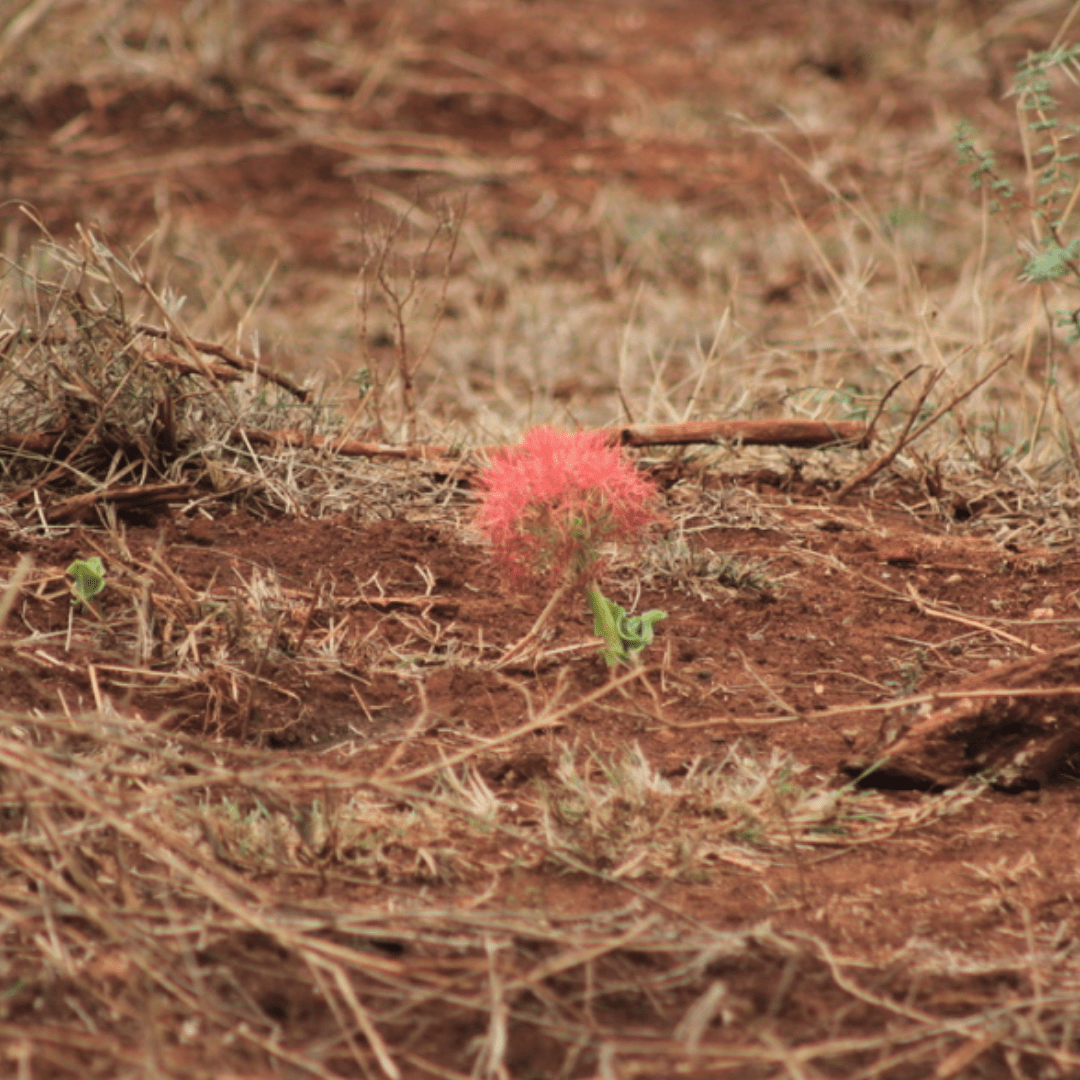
67, 556, 106, 609
586, 583, 666, 667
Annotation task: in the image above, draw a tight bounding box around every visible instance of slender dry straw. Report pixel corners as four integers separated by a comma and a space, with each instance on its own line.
834, 353, 1011, 500
0, 553, 32, 634
491, 574, 574, 670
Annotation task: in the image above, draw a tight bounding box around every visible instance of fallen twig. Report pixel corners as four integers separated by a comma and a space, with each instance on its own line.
243, 417, 869, 464
43, 482, 195, 524
903, 582, 1044, 654
603, 418, 869, 450
132, 322, 309, 402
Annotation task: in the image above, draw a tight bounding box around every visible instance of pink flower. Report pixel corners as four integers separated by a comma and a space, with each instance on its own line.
477, 427, 660, 585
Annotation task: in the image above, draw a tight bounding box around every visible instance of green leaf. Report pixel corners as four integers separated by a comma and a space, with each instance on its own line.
67, 557, 106, 606
590, 591, 627, 666
615, 608, 668, 656
586, 583, 667, 666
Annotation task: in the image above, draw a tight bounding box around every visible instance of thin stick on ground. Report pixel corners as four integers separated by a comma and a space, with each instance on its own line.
491, 576, 574, 671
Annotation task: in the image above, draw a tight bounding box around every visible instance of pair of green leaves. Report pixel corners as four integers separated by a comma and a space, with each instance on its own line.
586, 583, 667, 667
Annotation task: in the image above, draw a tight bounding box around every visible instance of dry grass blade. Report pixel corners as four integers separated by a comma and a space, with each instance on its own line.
835, 353, 1011, 500
325, 961, 402, 1080
0, 553, 32, 634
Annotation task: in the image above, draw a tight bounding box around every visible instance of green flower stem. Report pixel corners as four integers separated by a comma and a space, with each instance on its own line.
586, 580, 626, 666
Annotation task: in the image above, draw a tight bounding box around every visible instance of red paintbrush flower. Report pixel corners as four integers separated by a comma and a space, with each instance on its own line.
477, 426, 660, 586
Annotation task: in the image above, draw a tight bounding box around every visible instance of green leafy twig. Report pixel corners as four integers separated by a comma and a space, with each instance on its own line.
955, 43, 1080, 333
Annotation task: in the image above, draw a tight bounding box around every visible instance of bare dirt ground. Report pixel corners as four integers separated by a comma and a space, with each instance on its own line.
4, 1, 1080, 1077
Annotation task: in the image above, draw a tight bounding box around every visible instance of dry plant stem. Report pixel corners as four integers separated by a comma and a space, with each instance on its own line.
834, 354, 1010, 500
605, 418, 868, 450
833, 366, 943, 501
42, 482, 193, 524
661, 680, 1080, 731
623, 664, 669, 724
0, 554, 32, 634
0, 429, 67, 453
861, 367, 925, 445
327, 962, 401, 1080
492, 576, 574, 670
390, 712, 568, 784
738, 648, 799, 717
358, 200, 462, 443
788, 932, 939, 1027
372, 681, 431, 780
135, 322, 308, 400
904, 583, 1044, 654
392, 667, 645, 782
238, 427, 449, 461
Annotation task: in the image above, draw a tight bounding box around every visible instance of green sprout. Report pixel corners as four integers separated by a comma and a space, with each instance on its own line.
586, 583, 667, 667
67, 556, 106, 608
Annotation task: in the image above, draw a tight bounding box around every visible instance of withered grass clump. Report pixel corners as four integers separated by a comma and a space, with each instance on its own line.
0, 230, 447, 527
1, 242, 239, 494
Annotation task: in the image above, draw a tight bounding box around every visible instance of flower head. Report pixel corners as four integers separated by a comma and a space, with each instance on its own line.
477, 426, 660, 585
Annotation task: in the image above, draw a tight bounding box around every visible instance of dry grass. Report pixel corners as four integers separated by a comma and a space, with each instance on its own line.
4, 1, 1080, 1075
5, 0, 1079, 463
2, 707, 1074, 1078
0, 230, 457, 529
